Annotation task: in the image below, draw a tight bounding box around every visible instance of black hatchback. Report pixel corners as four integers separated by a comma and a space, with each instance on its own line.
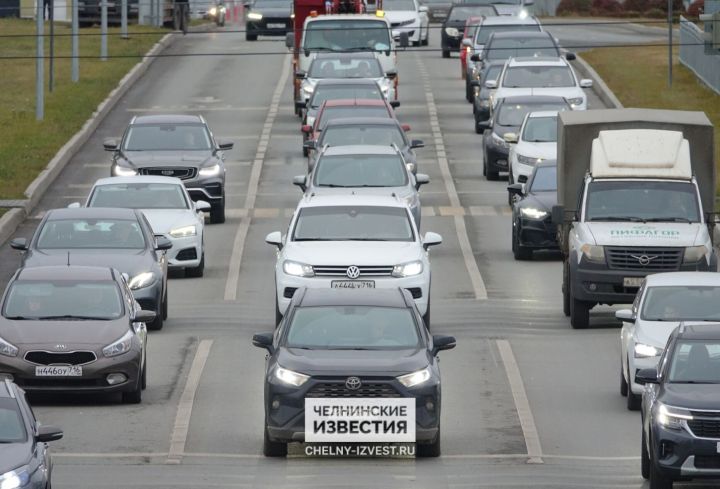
252, 287, 456, 458
441, 4, 498, 58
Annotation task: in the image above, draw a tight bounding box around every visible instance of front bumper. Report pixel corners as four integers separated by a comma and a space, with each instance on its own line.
511, 159, 536, 184
130, 280, 163, 314
392, 26, 420, 43
162, 234, 202, 269
651, 422, 720, 481
185, 174, 225, 204
516, 216, 557, 250
485, 143, 509, 172
442, 32, 462, 50
246, 18, 292, 35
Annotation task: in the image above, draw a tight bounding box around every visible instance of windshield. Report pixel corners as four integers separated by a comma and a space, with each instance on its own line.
475, 24, 540, 45
0, 399, 26, 443
641, 286, 720, 321
293, 206, 414, 241
304, 20, 391, 52
314, 154, 408, 188
123, 124, 212, 151
286, 306, 421, 349
309, 84, 383, 109
522, 116, 557, 142
497, 102, 566, 126
320, 125, 406, 147
37, 218, 146, 249
668, 340, 720, 384
585, 181, 701, 222
3, 281, 124, 320
319, 106, 390, 128
382, 0, 416, 10
308, 58, 384, 79
504, 66, 574, 88
448, 5, 496, 20
88, 183, 189, 210
530, 165, 557, 192
482, 65, 503, 84
486, 38, 559, 61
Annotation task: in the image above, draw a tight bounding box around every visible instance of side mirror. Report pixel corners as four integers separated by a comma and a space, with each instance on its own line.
217, 139, 234, 151
615, 309, 635, 323
390, 100, 401, 109
470, 54, 481, 62
565, 52, 576, 61
292, 175, 307, 192
485, 79, 497, 89
423, 231, 442, 250
415, 173, 429, 190
462, 38, 472, 47
67, 202, 81, 209
265, 231, 283, 249
432, 334, 456, 355
385, 69, 398, 79
133, 309, 157, 323
36, 425, 64, 443
399, 31, 410, 48
156, 237, 173, 251
285, 32, 294, 48
103, 138, 119, 151
401, 124, 411, 132
410, 139, 424, 149
503, 132, 518, 144
406, 162, 417, 174
303, 140, 316, 150
507, 183, 524, 197
635, 368, 659, 386
580, 79, 593, 88
252, 332, 275, 353
295, 71, 306, 80
419, 5, 428, 12
195, 200, 211, 212
301, 125, 312, 134
551, 204, 565, 225
10, 238, 28, 251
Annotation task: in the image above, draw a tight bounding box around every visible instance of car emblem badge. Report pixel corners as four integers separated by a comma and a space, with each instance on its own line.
630, 254, 658, 266
55, 344, 67, 351
345, 376, 362, 391
346, 266, 361, 279
161, 170, 174, 176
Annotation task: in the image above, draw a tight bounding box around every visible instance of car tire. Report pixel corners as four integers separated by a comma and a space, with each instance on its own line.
141, 357, 147, 390
620, 359, 628, 397
263, 426, 287, 457
210, 195, 226, 224
570, 288, 590, 329
562, 262, 571, 317
422, 27, 429, 45
412, 40, 421, 47
486, 167, 499, 181
162, 287, 168, 320
121, 375, 142, 404
512, 224, 532, 260
627, 388, 641, 411
246, 32, 258, 41
649, 460, 672, 489
302, 145, 309, 157
475, 118, 483, 134
641, 428, 650, 480
149, 300, 164, 330
442, 49, 450, 58
416, 425, 441, 457
465, 80, 473, 103
186, 252, 205, 278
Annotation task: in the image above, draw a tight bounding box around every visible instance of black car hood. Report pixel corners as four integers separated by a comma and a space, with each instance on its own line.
250, 6, 291, 15
0, 441, 32, 473
277, 347, 429, 377
521, 191, 556, 212
120, 151, 214, 168
0, 318, 128, 347
23, 249, 156, 277
661, 384, 720, 411
443, 19, 467, 29
494, 124, 519, 138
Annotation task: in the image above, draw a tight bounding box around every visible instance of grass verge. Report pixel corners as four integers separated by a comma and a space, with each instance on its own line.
0, 18, 166, 200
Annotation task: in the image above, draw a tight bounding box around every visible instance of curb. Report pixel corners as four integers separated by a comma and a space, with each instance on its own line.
0, 32, 175, 246
572, 54, 624, 109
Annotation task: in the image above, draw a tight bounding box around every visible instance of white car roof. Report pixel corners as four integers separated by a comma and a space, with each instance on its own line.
644, 272, 720, 287
507, 56, 567, 67
92, 176, 184, 186
306, 14, 390, 25
482, 15, 540, 26
298, 193, 408, 209
322, 145, 401, 157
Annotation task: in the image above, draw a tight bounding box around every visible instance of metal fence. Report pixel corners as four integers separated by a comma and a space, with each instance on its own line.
679, 16, 720, 95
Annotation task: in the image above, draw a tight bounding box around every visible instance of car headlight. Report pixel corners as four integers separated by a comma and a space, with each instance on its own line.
445, 27, 459, 37
479, 98, 490, 107
283, 260, 314, 277
567, 97, 584, 108
517, 154, 542, 166
518, 8, 528, 18
397, 367, 431, 388
580, 244, 605, 263
275, 366, 309, 387
112, 165, 137, 177
684, 245, 708, 263
103, 330, 134, 358
303, 85, 314, 95
491, 131, 509, 149
0, 336, 18, 358
520, 207, 548, 220
169, 225, 197, 238
657, 403, 692, 430
198, 163, 221, 177
634, 343, 661, 358
209, 6, 217, 15
128, 271, 156, 290
306, 116, 316, 127
392, 260, 423, 277
247, 11, 262, 20
0, 469, 29, 489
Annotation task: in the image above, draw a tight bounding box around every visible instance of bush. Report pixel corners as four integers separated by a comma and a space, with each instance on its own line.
687, 0, 704, 17
590, 0, 622, 15
556, 0, 591, 15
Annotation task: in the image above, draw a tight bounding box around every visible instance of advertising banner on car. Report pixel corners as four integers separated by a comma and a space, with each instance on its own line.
305, 398, 416, 443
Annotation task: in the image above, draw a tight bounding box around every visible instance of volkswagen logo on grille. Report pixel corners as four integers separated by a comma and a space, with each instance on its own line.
54, 344, 67, 351
346, 266, 361, 279
345, 376, 362, 390
630, 254, 658, 266
161, 170, 174, 176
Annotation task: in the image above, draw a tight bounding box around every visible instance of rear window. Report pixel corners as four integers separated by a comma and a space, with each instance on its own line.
475, 24, 541, 45
486, 37, 559, 60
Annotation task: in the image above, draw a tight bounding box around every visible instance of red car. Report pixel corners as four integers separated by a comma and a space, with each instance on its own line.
300, 98, 398, 152
460, 16, 483, 80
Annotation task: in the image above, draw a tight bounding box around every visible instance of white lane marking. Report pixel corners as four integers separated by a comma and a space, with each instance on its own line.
224, 54, 291, 301
497, 339, 544, 464
416, 54, 487, 300
166, 339, 214, 464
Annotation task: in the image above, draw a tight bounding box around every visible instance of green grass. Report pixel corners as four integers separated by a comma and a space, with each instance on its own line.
583, 45, 720, 179
0, 18, 166, 200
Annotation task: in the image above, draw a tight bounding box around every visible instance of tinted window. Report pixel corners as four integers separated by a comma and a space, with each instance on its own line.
503, 66, 574, 88
668, 340, 720, 383
37, 218, 146, 249
448, 5, 496, 20
496, 102, 566, 126
123, 124, 212, 151
475, 24, 540, 45
309, 84, 383, 109
321, 124, 406, 147
88, 183, 189, 210
308, 58, 384, 79
529, 165, 557, 192
585, 181, 700, 222
522, 116, 557, 142
3, 281, 124, 320
383, 0, 416, 10
286, 306, 421, 349
641, 286, 720, 321
304, 20, 391, 51
319, 106, 390, 128
0, 399, 26, 443
486, 38, 558, 61
293, 206, 414, 241
314, 154, 408, 188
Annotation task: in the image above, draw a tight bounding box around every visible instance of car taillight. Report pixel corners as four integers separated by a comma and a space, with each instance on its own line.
465, 46, 471, 54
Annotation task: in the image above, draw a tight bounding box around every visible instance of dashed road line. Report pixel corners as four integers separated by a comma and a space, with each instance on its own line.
220, 206, 510, 220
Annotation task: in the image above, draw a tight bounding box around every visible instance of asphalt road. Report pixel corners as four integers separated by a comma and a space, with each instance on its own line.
0, 17, 712, 489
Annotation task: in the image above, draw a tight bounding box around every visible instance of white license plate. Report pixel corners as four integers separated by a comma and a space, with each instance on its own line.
35, 365, 82, 377
267, 23, 285, 28
331, 280, 375, 289
623, 277, 644, 288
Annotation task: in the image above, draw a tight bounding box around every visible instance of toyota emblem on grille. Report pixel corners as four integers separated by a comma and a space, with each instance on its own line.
345, 376, 362, 390
161, 170, 174, 176
630, 254, 658, 266
346, 266, 361, 279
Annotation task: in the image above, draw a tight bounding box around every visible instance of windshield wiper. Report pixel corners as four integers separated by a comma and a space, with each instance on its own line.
346, 238, 390, 241
38, 315, 110, 320
294, 237, 334, 241
671, 380, 720, 384
589, 216, 645, 222
318, 183, 351, 188
644, 217, 694, 223
4, 316, 38, 320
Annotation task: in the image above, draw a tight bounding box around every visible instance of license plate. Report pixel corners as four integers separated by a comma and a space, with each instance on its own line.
35, 365, 82, 377
717, 442, 720, 453
267, 23, 285, 28
331, 280, 375, 289
623, 277, 644, 288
